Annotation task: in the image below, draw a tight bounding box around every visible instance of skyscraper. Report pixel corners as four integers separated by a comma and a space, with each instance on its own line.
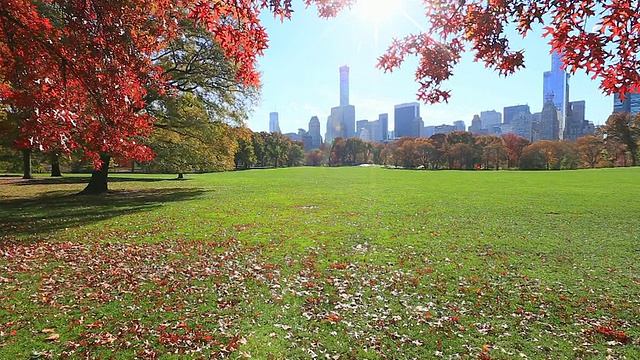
613, 92, 640, 115
530, 112, 542, 142
468, 115, 482, 134
539, 95, 560, 140
325, 114, 332, 143
340, 65, 349, 107
364, 114, 389, 142
379, 113, 389, 141
502, 105, 532, 140
564, 100, 586, 141
269, 112, 281, 133
326, 105, 356, 142
510, 112, 533, 141
454, 120, 466, 132
543, 51, 570, 137
412, 116, 425, 138
367, 121, 380, 142
326, 66, 356, 143
503, 105, 530, 125
480, 110, 502, 130
295, 128, 313, 151
394, 102, 420, 138
308, 116, 322, 149
356, 120, 369, 136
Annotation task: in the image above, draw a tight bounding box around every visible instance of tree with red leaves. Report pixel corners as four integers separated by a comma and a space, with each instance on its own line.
376, 0, 640, 104
0, 0, 332, 193
501, 133, 530, 169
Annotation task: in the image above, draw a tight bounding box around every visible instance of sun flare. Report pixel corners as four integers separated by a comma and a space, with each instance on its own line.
354, 0, 402, 23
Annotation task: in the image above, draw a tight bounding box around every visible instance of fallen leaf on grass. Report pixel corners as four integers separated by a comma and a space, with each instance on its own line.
45, 333, 60, 341
41, 328, 55, 333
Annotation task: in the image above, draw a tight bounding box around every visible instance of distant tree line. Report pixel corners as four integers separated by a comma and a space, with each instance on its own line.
1, 112, 638, 176
234, 131, 305, 169
306, 112, 640, 170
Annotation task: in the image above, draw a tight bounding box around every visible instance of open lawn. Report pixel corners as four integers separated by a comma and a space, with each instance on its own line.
1, 167, 639, 359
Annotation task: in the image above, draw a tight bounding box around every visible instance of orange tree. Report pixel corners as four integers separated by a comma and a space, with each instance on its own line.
0, 0, 338, 193
501, 133, 530, 169
576, 135, 605, 168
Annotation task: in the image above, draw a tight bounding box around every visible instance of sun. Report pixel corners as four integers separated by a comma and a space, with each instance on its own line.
354, 0, 402, 23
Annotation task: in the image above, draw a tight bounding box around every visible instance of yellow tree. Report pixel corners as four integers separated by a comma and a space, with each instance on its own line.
521, 141, 563, 170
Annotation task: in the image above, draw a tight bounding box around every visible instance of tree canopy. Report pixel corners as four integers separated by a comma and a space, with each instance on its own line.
0, 0, 307, 169
375, 0, 640, 103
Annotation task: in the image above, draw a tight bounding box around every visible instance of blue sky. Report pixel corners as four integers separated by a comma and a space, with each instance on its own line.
247, 0, 612, 134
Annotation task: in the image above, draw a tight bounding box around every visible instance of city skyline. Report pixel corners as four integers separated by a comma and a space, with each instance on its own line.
271, 60, 595, 144
248, 1, 611, 135
264, 60, 598, 140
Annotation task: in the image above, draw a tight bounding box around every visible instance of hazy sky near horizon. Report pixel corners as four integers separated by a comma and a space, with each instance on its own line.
247, 0, 612, 134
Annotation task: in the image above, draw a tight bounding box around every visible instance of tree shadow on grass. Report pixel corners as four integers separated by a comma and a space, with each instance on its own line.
10, 176, 185, 186
0, 187, 206, 243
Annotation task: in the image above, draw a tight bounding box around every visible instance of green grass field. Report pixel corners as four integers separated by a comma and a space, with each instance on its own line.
1, 167, 639, 359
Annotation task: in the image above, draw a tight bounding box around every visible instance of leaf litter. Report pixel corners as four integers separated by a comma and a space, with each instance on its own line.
0, 238, 638, 359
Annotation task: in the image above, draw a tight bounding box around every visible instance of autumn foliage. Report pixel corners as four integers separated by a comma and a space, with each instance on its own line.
377, 0, 640, 103
374, 128, 636, 171
0, 0, 332, 169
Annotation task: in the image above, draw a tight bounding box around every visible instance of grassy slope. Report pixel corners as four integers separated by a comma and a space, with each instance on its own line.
0, 167, 638, 359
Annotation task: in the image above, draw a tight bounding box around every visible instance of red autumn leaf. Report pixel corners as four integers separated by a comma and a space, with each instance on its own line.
325, 313, 343, 323
595, 325, 631, 344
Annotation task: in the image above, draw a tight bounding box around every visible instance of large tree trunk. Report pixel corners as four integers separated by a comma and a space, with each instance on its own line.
79, 155, 111, 195
50, 153, 62, 177
177, 172, 184, 179
22, 148, 33, 179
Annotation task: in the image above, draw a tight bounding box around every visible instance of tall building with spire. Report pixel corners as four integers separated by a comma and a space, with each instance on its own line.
543, 51, 569, 139
269, 112, 281, 133
326, 66, 356, 143
340, 65, 349, 107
